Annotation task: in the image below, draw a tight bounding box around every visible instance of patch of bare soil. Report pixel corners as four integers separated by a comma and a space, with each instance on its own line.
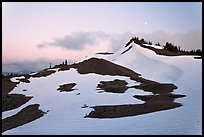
141, 45, 180, 56
2, 104, 45, 133
71, 58, 141, 78
18, 78, 30, 83
54, 58, 140, 81
141, 44, 202, 59
85, 99, 182, 119
121, 45, 133, 55
133, 94, 185, 103
97, 79, 128, 93
57, 83, 76, 92
2, 77, 19, 95
131, 82, 177, 94
96, 79, 176, 95
96, 52, 113, 55
194, 56, 202, 59
85, 93, 186, 118
53, 64, 71, 71
16, 74, 30, 83
2, 77, 32, 112
16, 70, 56, 83
2, 94, 32, 112
32, 70, 56, 78
130, 76, 153, 84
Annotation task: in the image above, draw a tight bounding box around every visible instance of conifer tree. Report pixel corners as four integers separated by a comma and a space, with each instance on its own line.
65, 59, 67, 65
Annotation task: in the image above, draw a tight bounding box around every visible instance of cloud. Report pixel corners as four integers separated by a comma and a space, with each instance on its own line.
38, 30, 202, 53
38, 31, 109, 50
38, 44, 46, 48
37, 31, 133, 53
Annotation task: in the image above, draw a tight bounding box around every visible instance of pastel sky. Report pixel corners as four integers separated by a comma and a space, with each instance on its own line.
2, 2, 202, 64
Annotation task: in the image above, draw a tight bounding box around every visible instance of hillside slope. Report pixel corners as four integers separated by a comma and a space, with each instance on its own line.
2, 43, 202, 135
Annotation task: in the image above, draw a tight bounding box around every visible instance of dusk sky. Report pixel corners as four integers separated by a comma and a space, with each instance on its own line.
2, 2, 202, 67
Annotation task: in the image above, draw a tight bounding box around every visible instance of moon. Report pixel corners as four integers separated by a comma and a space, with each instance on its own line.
144, 22, 147, 25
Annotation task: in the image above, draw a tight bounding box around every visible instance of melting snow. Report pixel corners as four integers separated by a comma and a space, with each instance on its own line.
3, 43, 202, 135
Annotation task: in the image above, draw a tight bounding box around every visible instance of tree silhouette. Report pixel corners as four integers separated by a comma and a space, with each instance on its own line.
164, 42, 178, 52
155, 43, 161, 46
148, 41, 152, 45
140, 38, 145, 44
65, 59, 67, 65
10, 73, 13, 77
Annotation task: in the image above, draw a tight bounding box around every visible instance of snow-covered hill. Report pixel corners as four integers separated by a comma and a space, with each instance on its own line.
2, 42, 202, 135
